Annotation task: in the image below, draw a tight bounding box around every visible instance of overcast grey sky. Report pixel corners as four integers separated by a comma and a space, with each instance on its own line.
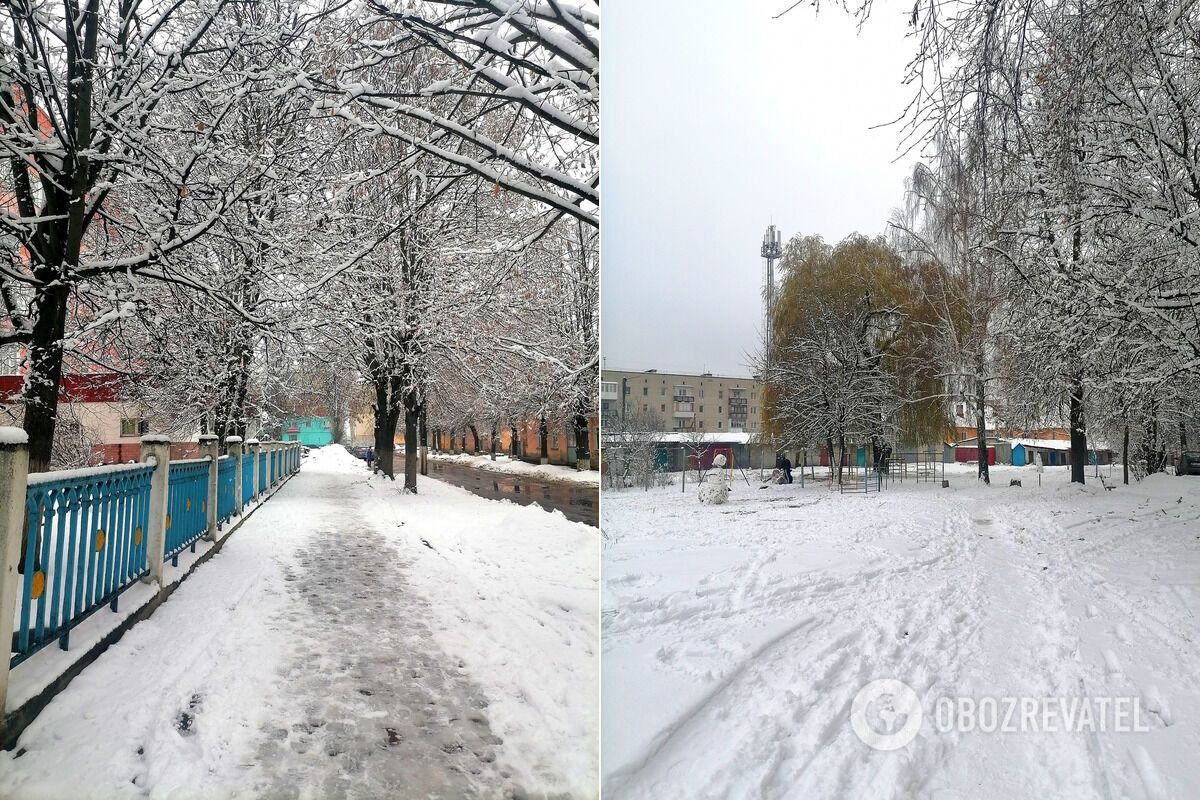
601, 1, 919, 377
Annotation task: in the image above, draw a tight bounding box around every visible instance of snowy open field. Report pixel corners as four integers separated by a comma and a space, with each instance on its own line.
602, 463, 1200, 799
0, 445, 598, 799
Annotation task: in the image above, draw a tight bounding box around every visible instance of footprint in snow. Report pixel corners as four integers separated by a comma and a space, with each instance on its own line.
1143, 685, 1173, 726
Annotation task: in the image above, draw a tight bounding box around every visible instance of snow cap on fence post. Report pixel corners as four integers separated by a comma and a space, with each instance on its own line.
245, 439, 260, 501
0, 427, 29, 723
225, 436, 244, 516
139, 434, 171, 590
198, 435, 219, 541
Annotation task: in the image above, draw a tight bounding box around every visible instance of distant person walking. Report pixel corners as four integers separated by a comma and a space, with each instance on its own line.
781, 455, 793, 484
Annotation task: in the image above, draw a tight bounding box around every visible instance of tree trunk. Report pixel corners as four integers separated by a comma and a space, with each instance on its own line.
1069, 375, 1086, 485
836, 432, 846, 484
21, 284, 72, 473
573, 397, 591, 470
974, 358, 989, 484
403, 394, 419, 493
373, 377, 401, 480
419, 403, 428, 476
1122, 423, 1129, 485
510, 424, 520, 459
469, 424, 481, 454
539, 415, 549, 464
490, 422, 498, 460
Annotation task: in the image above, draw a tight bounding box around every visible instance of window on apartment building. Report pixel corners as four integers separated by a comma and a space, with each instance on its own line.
699, 405, 704, 413
120, 416, 149, 437
699, 389, 704, 399
643, 387, 648, 396
719, 390, 724, 399
643, 403, 648, 412
661, 404, 666, 412
661, 387, 666, 396
718, 421, 723, 429
699, 420, 705, 429
752, 392, 757, 400
719, 406, 722, 413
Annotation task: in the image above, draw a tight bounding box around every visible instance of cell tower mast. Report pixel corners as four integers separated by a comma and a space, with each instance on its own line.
760, 224, 782, 358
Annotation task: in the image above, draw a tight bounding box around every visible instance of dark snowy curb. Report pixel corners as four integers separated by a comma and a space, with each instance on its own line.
2, 471, 300, 751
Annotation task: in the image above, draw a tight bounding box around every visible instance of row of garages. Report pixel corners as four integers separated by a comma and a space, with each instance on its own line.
948, 437, 1115, 467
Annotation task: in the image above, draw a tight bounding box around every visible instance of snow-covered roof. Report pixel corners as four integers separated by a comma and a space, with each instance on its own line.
1010, 438, 1071, 451
602, 431, 754, 445
1008, 437, 1113, 452
656, 432, 753, 444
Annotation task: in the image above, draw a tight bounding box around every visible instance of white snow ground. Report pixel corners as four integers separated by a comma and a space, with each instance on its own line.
602, 464, 1200, 799
425, 451, 600, 485
0, 445, 598, 799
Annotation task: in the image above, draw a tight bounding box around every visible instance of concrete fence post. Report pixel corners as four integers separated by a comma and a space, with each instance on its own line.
140, 435, 171, 589
246, 439, 260, 501
0, 427, 29, 721
199, 434, 219, 541
263, 440, 275, 486
226, 436, 243, 516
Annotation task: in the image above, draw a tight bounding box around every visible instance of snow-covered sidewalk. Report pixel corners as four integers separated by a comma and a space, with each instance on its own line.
603, 464, 1200, 799
426, 451, 599, 485
0, 445, 598, 799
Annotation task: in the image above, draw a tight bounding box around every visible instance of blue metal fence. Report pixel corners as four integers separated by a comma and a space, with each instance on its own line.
9, 445, 299, 670
14, 464, 154, 666
217, 456, 235, 526
242, 453, 254, 504
165, 460, 208, 564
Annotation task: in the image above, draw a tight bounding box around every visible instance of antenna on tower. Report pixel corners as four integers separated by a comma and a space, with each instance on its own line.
761, 224, 782, 359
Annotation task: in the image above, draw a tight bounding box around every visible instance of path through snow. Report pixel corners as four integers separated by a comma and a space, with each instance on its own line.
0, 445, 597, 799
603, 465, 1200, 799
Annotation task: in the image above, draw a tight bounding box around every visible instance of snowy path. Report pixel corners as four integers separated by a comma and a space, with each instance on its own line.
602, 466, 1200, 799
0, 446, 598, 799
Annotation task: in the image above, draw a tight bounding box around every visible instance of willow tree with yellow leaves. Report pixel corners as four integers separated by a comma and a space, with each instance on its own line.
760, 233, 946, 482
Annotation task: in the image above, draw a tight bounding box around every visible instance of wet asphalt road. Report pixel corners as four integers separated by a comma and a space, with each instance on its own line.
427, 461, 599, 527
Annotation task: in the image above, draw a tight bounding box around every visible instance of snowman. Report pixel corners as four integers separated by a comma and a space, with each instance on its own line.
699, 453, 731, 505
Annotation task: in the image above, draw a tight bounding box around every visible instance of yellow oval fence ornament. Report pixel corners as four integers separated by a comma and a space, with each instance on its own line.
135, 526, 143, 546
201, 501, 206, 514
30, 570, 45, 600
95, 529, 105, 552
185, 498, 191, 512
165, 515, 171, 531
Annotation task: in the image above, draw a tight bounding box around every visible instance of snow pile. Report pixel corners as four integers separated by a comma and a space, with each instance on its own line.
426, 450, 599, 485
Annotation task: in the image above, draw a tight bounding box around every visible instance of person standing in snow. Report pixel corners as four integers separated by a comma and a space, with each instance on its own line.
781, 455, 794, 484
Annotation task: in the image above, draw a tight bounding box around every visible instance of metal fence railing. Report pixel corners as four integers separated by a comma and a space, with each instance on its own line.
5, 438, 301, 674
217, 455, 236, 526
242, 453, 254, 505
14, 464, 154, 666
165, 460, 208, 564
